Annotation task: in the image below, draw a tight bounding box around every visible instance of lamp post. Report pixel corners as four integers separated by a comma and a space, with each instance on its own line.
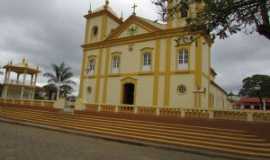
254, 82, 263, 110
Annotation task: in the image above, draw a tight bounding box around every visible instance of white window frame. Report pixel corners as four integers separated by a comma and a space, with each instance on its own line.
177, 48, 189, 70
87, 57, 96, 76
142, 52, 152, 71
111, 55, 120, 73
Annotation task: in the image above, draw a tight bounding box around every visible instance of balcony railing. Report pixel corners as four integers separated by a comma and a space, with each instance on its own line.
5, 80, 35, 86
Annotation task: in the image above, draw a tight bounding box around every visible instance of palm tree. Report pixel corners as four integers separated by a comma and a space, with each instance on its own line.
43, 84, 58, 100
43, 62, 76, 100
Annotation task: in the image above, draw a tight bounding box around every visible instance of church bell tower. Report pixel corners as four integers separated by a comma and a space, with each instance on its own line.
167, 0, 203, 29
83, 0, 122, 44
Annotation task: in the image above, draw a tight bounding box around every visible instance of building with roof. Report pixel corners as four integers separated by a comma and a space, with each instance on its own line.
77, 0, 231, 109
234, 97, 270, 110
1, 58, 40, 99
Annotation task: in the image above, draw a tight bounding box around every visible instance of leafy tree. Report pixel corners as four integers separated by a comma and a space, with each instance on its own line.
43, 62, 76, 100
153, 0, 270, 39
239, 75, 270, 108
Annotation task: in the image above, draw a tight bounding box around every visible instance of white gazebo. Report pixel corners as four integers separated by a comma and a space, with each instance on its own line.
1, 58, 41, 99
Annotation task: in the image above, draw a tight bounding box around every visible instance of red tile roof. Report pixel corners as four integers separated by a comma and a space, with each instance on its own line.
234, 97, 270, 106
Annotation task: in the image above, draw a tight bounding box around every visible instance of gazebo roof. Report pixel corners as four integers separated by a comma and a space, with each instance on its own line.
3, 58, 41, 74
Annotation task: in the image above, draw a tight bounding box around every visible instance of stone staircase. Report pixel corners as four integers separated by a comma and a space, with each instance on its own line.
0, 106, 270, 160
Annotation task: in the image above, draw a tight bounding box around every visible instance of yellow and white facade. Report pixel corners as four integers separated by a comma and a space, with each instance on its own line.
77, 1, 231, 109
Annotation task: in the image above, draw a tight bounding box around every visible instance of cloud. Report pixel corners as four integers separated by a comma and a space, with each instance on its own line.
213, 33, 270, 93
0, 0, 269, 96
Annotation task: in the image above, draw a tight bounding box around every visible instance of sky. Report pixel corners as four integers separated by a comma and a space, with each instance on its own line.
0, 0, 269, 95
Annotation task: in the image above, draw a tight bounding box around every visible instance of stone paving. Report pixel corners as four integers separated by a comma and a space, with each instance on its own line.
0, 121, 234, 160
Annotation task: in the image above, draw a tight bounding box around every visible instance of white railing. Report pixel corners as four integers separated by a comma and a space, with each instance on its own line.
83, 103, 270, 123
5, 80, 35, 86
0, 98, 55, 109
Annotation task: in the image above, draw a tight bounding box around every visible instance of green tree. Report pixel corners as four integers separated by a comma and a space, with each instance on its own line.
153, 0, 270, 39
43, 84, 57, 100
43, 62, 76, 100
239, 75, 270, 108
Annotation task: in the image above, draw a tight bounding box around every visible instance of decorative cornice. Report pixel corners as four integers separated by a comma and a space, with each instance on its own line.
84, 10, 123, 24
108, 15, 161, 39
82, 27, 207, 50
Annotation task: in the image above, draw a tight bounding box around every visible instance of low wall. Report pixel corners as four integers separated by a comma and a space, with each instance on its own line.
0, 98, 55, 110
84, 103, 270, 123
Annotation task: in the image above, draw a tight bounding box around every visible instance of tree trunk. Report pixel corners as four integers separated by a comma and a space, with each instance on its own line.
56, 88, 60, 100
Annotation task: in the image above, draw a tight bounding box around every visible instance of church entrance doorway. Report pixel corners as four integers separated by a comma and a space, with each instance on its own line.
123, 83, 135, 105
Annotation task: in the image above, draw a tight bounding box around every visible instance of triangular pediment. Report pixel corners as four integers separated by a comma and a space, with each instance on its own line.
108, 15, 161, 39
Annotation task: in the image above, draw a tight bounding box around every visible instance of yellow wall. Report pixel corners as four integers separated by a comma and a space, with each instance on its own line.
209, 84, 232, 109
79, 6, 230, 110
170, 74, 195, 108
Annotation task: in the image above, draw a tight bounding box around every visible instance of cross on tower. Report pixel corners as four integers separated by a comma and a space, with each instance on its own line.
132, 3, 138, 15
105, 0, 109, 6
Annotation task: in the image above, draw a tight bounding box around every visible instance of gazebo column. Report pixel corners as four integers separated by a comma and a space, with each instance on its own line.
4, 69, 8, 83
6, 69, 11, 84
32, 74, 38, 99
3, 69, 11, 98
30, 74, 34, 86
34, 74, 38, 85
23, 71, 27, 85
20, 87, 25, 99
17, 73, 20, 84
21, 70, 27, 99
32, 88, 35, 99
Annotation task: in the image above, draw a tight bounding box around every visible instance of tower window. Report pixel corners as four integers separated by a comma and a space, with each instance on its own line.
177, 48, 189, 70
180, 9, 188, 18
92, 26, 99, 37
87, 57, 96, 76
179, 5, 189, 18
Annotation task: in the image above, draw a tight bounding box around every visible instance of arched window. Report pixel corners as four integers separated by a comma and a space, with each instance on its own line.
112, 55, 120, 73
179, 6, 188, 18
92, 26, 99, 37
180, 9, 188, 18
87, 57, 96, 76
177, 48, 189, 70
142, 52, 152, 71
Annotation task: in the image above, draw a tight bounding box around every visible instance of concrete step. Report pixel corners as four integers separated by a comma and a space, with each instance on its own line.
2, 108, 266, 144
3, 107, 258, 139
1, 112, 270, 159
1, 109, 270, 158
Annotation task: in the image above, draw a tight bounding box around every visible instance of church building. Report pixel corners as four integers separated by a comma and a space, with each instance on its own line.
77, 0, 231, 109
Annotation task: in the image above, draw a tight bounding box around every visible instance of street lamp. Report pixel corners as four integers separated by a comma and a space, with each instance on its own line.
254, 82, 263, 110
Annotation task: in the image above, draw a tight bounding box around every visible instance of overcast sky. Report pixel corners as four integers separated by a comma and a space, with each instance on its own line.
0, 0, 269, 95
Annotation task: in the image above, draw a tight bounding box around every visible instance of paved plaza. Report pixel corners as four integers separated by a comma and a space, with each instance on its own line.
0, 121, 235, 160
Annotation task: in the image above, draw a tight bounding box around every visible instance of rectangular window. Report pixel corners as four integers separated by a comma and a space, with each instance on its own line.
87, 58, 96, 76
177, 48, 189, 70
142, 53, 152, 71
112, 56, 120, 73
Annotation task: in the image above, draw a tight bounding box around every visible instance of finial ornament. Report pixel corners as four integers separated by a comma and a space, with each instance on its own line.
105, 0, 109, 6
89, 2, 92, 13
120, 11, 124, 20
132, 3, 138, 15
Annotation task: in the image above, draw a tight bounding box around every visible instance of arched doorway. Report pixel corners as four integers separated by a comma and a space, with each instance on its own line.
122, 83, 135, 105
